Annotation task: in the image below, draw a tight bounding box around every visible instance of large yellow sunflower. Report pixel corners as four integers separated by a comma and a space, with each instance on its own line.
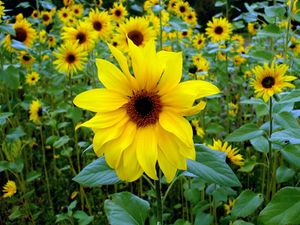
74, 40, 220, 182
110, 2, 127, 22
61, 21, 98, 51
3, 18, 36, 51
206, 17, 232, 42
26, 71, 40, 85
53, 41, 88, 75
117, 17, 156, 51
208, 139, 244, 166
87, 9, 112, 41
251, 61, 297, 102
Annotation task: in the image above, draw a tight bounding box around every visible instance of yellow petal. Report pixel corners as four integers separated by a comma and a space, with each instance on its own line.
76, 109, 127, 130
96, 59, 131, 96
178, 80, 220, 99
135, 125, 158, 180
116, 143, 143, 182
103, 121, 137, 169
180, 101, 206, 116
159, 111, 193, 148
157, 149, 177, 183
73, 89, 128, 112
157, 51, 182, 95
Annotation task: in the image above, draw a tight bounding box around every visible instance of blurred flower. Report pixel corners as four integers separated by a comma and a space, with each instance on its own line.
175, 1, 190, 17
58, 7, 72, 23
48, 35, 56, 48
74, 40, 219, 182
87, 9, 112, 41
41, 11, 53, 26
62, 21, 98, 51
206, 17, 232, 42
184, 10, 197, 26
71, 4, 84, 18
192, 33, 206, 49
144, 0, 159, 12
247, 22, 258, 35
224, 199, 235, 215
228, 102, 238, 117
110, 3, 127, 22
233, 55, 246, 65
18, 51, 35, 67
251, 61, 296, 102
167, 0, 179, 13
31, 10, 39, 19
191, 119, 205, 138
53, 41, 88, 75
63, 0, 74, 6
26, 71, 40, 85
117, 17, 156, 51
2, 180, 17, 198
0, 1, 5, 22
29, 100, 42, 123
39, 30, 47, 43
208, 139, 244, 166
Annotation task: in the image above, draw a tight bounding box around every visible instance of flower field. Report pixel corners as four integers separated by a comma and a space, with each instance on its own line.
1, 0, 300, 224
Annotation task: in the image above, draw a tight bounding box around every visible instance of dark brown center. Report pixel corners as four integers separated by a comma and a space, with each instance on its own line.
43, 14, 50, 21
63, 13, 68, 18
182, 31, 187, 36
112, 41, 118, 47
126, 90, 162, 127
128, 30, 144, 46
179, 6, 186, 13
214, 26, 223, 35
261, 76, 275, 88
188, 15, 193, 19
198, 39, 202, 44
66, 53, 76, 63
31, 77, 36, 81
33, 12, 38, 17
13, 27, 27, 42
38, 107, 43, 117
115, 9, 121, 17
22, 55, 31, 61
74, 9, 79, 14
76, 32, 86, 44
93, 21, 102, 31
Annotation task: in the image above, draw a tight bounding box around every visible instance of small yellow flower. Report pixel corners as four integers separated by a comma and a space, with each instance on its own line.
233, 55, 246, 65
2, 180, 17, 198
29, 100, 42, 123
191, 119, 205, 138
224, 199, 235, 215
206, 17, 232, 42
26, 72, 40, 85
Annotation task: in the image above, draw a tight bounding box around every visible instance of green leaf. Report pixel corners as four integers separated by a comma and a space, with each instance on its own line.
279, 89, 300, 104
26, 171, 41, 183
271, 129, 300, 144
104, 192, 150, 225
265, 6, 285, 18
16, 1, 31, 8
11, 40, 27, 51
194, 212, 213, 225
231, 190, 264, 218
226, 124, 264, 142
250, 136, 269, 153
187, 147, 241, 187
9, 206, 23, 220
73, 157, 120, 186
232, 220, 254, 225
248, 50, 274, 62
73, 211, 94, 225
0, 24, 16, 36
276, 166, 295, 184
53, 136, 70, 148
258, 187, 300, 225
0, 161, 9, 172
257, 24, 281, 38
280, 144, 300, 169
274, 111, 300, 129
6, 126, 26, 141
0, 112, 13, 126
0, 66, 20, 89
238, 156, 258, 173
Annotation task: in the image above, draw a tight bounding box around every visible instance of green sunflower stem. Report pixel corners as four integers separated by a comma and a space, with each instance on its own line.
155, 172, 163, 225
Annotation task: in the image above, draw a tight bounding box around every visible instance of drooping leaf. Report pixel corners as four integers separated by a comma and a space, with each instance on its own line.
271, 129, 300, 145
280, 144, 300, 169
104, 192, 150, 225
194, 212, 213, 225
226, 124, 265, 142
276, 166, 295, 184
53, 136, 70, 148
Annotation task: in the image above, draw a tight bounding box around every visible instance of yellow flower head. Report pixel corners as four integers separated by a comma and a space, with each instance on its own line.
29, 100, 42, 123
73, 40, 220, 182
184, 10, 197, 26
224, 199, 235, 215
117, 17, 156, 51
71, 4, 84, 18
53, 41, 88, 75
110, 3, 128, 22
62, 20, 98, 51
87, 9, 112, 40
18, 51, 35, 67
251, 61, 297, 102
206, 17, 232, 42
58, 7, 73, 23
0, 0, 5, 22
39, 30, 47, 43
41, 11, 53, 25
175, 1, 191, 17
208, 139, 244, 166
48, 35, 56, 48
247, 22, 258, 35
192, 33, 206, 50
191, 119, 205, 138
2, 180, 17, 198
63, 0, 74, 6
26, 71, 40, 85
233, 55, 246, 65
228, 102, 238, 117
167, 0, 179, 13
31, 9, 39, 19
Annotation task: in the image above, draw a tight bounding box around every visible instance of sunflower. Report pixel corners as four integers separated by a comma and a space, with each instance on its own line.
29, 100, 42, 123
63, 0, 74, 6
247, 22, 258, 35
251, 61, 297, 102
224, 199, 235, 215
62, 21, 98, 51
228, 102, 238, 117
175, 1, 191, 17
0, 1, 5, 22
167, 0, 179, 13
117, 17, 156, 51
208, 139, 244, 166
18, 51, 35, 67
206, 17, 232, 42
3, 18, 36, 51
233, 55, 246, 65
41, 11, 53, 25
39, 30, 47, 43
31, 10, 39, 19
184, 10, 197, 26
2, 180, 17, 198
144, 0, 159, 12
71, 4, 84, 18
73, 40, 220, 182
26, 72, 40, 85
53, 41, 88, 75
191, 119, 205, 138
87, 9, 112, 41
110, 2, 127, 22
192, 33, 206, 49
48, 35, 56, 48
58, 7, 72, 23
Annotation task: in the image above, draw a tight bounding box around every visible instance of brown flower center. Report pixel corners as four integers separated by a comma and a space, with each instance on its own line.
22, 55, 31, 61
261, 76, 275, 88
112, 41, 118, 47
182, 31, 188, 36
43, 14, 50, 21
63, 13, 68, 18
128, 30, 144, 46
93, 21, 102, 31
76, 32, 86, 44
66, 53, 76, 63
31, 77, 36, 81
126, 90, 162, 127
38, 107, 43, 117
198, 39, 202, 44
214, 26, 223, 35
115, 9, 121, 17
74, 9, 79, 14
12, 27, 27, 42
179, 6, 186, 13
